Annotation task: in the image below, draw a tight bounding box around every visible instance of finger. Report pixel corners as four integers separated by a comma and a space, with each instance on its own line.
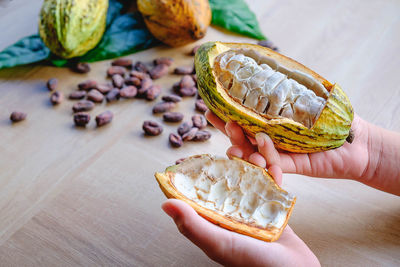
248, 152, 267, 168
205, 110, 227, 135
226, 145, 244, 159
225, 122, 255, 159
162, 199, 233, 262
255, 133, 281, 168
268, 164, 283, 186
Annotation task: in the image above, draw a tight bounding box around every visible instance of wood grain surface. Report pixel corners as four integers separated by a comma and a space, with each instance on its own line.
0, 0, 399, 266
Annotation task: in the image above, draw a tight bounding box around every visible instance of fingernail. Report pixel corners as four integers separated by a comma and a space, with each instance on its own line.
225, 125, 232, 137
255, 133, 265, 147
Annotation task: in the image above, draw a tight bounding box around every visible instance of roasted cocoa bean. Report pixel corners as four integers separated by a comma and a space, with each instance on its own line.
46, 78, 58, 91
143, 120, 163, 136
133, 61, 149, 73
177, 121, 193, 136
50, 91, 63, 105
10, 111, 27, 122
162, 94, 182, 103
192, 114, 207, 129
87, 89, 104, 103
163, 112, 184, 122
112, 58, 132, 67
72, 100, 95, 112
130, 70, 150, 80
179, 75, 195, 88
125, 77, 141, 87
174, 66, 194, 75
154, 57, 174, 66
195, 99, 208, 112
175, 157, 186, 164
78, 79, 97, 91
150, 64, 169, 79
146, 85, 161, 101
191, 74, 197, 84
73, 112, 90, 127
96, 83, 113, 94
191, 45, 200, 56
182, 127, 198, 141
152, 102, 176, 113
137, 77, 153, 97
69, 90, 86, 100
169, 133, 183, 147
107, 66, 126, 77
73, 62, 91, 73
106, 88, 120, 102
112, 74, 125, 88
95, 110, 113, 127
257, 40, 279, 51
120, 86, 137, 98
178, 87, 197, 97
194, 130, 211, 141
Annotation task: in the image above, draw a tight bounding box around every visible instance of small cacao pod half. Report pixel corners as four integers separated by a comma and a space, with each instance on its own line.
39, 0, 108, 58
155, 154, 295, 242
194, 42, 354, 153
137, 0, 211, 47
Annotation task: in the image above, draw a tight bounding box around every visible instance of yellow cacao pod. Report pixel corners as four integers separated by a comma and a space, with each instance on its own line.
155, 154, 295, 242
39, 0, 108, 58
195, 42, 354, 153
137, 0, 211, 47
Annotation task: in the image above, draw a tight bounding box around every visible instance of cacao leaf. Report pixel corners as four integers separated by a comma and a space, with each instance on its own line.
209, 0, 266, 40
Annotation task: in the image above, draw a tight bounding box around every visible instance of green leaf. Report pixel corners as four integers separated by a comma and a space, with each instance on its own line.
0, 35, 49, 70
209, 0, 266, 40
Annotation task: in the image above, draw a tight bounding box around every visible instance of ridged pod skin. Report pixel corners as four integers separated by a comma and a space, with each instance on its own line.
137, 0, 211, 47
195, 42, 354, 153
39, 0, 108, 58
155, 155, 296, 242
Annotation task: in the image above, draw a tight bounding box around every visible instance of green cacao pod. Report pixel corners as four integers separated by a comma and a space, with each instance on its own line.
194, 42, 354, 153
39, 0, 108, 59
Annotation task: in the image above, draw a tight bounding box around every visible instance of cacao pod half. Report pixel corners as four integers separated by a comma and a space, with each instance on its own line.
195, 42, 354, 153
155, 154, 296, 242
39, 0, 108, 58
137, 0, 211, 47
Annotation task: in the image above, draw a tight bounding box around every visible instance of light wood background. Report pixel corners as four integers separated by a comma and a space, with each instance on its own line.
0, 0, 399, 266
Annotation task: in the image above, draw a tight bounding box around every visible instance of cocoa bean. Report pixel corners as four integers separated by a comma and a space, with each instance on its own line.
137, 77, 153, 97
120, 86, 137, 98
73, 112, 90, 127
146, 85, 161, 101
192, 114, 207, 129
154, 57, 174, 66
46, 78, 58, 91
96, 83, 113, 94
195, 99, 208, 112
87, 89, 104, 103
69, 90, 86, 100
191, 45, 200, 56
125, 77, 141, 87
133, 61, 149, 73
78, 80, 97, 91
178, 87, 197, 97
95, 111, 113, 127
174, 66, 194, 75
194, 130, 211, 141
175, 158, 186, 164
182, 127, 198, 141
143, 120, 163, 136
162, 94, 182, 103
152, 102, 176, 113
112, 74, 125, 88
257, 40, 279, 51
73, 62, 91, 73
112, 58, 132, 67
72, 100, 95, 112
169, 133, 183, 147
163, 112, 184, 122
150, 64, 169, 79
179, 75, 195, 88
191, 74, 197, 84
107, 66, 126, 77
106, 88, 120, 102
130, 70, 150, 80
177, 121, 193, 136
10, 111, 27, 122
50, 91, 63, 105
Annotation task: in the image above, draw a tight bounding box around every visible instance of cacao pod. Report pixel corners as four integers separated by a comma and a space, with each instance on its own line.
155, 154, 295, 242
39, 0, 108, 58
137, 0, 211, 47
194, 42, 354, 153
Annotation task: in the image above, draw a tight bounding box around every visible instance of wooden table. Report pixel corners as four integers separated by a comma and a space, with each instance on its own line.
1, 0, 399, 266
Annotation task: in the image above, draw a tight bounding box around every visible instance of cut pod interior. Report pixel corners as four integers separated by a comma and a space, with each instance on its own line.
214, 48, 329, 128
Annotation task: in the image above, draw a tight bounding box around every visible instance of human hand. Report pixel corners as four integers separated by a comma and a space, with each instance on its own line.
162, 166, 320, 267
